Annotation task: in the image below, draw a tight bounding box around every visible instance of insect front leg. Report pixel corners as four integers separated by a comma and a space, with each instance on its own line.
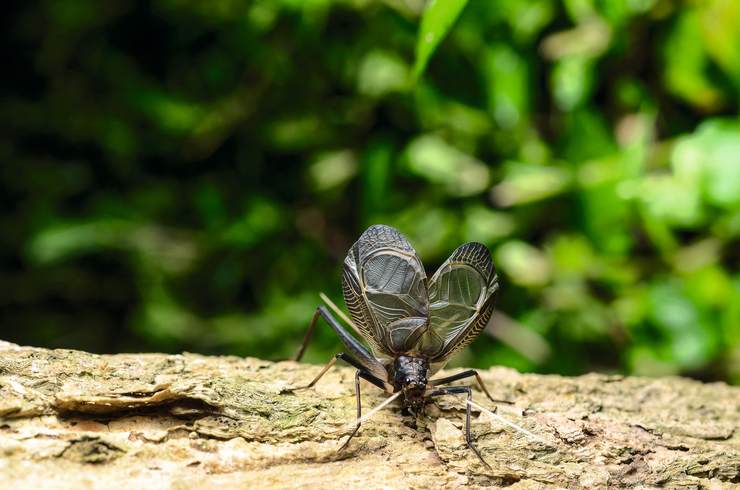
294, 296, 364, 362
293, 305, 391, 387
291, 352, 387, 391
429, 369, 512, 405
428, 385, 492, 470
290, 352, 388, 391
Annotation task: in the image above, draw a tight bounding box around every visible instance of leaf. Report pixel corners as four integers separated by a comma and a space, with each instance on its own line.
672, 119, 740, 209
491, 161, 571, 206
413, 0, 469, 81
403, 134, 490, 196
482, 44, 529, 128
357, 50, 409, 97
495, 241, 551, 287
663, 11, 725, 110
699, 0, 740, 84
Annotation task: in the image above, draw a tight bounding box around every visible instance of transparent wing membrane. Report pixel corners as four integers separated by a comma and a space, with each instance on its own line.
421, 243, 498, 367
342, 225, 429, 357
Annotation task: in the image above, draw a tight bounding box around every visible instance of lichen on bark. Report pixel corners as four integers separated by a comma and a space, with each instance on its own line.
0, 340, 738, 489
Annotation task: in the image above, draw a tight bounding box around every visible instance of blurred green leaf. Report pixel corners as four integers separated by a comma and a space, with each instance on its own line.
540, 18, 611, 60
505, 0, 555, 42
639, 174, 703, 227
413, 0, 469, 81
699, 0, 740, 85
29, 221, 136, 264
309, 150, 358, 191
266, 115, 330, 150
663, 10, 725, 110
404, 134, 490, 196
389, 205, 456, 259
462, 206, 515, 245
482, 44, 529, 128
361, 138, 394, 219
672, 119, 740, 209
551, 56, 595, 111
30, 221, 197, 273
648, 281, 718, 370
495, 241, 551, 287
221, 199, 282, 249
133, 91, 205, 134
548, 235, 595, 279
563, 0, 596, 22
492, 162, 571, 206
725, 278, 740, 361
358, 50, 409, 97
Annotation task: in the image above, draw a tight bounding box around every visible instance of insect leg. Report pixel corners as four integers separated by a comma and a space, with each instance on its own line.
294, 354, 338, 390
339, 371, 403, 452
338, 355, 388, 390
293, 307, 323, 362
294, 301, 361, 362
293, 305, 389, 384
428, 386, 492, 470
429, 370, 512, 405
293, 352, 387, 391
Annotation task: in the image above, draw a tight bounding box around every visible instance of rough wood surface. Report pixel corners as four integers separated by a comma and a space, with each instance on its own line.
0, 340, 738, 489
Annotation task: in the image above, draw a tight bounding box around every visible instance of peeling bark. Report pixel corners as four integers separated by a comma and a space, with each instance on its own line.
0, 340, 738, 489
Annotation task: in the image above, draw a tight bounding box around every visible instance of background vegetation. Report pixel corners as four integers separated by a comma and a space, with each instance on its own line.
2, 0, 739, 383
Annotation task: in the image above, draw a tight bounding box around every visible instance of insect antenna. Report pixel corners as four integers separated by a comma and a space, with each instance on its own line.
467, 399, 552, 447
337, 391, 402, 434
358, 390, 402, 425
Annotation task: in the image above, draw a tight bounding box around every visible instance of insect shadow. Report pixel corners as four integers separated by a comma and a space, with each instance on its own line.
288, 224, 514, 468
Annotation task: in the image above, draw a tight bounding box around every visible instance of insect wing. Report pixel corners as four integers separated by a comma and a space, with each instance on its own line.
419, 242, 498, 365
342, 225, 429, 357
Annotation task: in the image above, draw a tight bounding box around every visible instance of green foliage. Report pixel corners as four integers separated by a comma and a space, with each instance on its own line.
413, 0, 470, 80
1, 0, 739, 383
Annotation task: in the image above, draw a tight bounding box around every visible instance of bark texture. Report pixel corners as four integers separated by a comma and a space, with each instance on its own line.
0, 340, 738, 489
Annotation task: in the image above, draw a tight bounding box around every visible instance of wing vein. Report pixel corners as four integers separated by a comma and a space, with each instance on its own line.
421, 242, 497, 371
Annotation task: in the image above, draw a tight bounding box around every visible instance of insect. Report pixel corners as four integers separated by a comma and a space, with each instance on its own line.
292, 224, 503, 467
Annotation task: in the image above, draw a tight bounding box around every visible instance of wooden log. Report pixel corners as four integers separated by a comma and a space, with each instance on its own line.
0, 340, 738, 489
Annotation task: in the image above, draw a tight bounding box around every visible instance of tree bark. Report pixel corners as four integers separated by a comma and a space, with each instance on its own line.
0, 340, 738, 489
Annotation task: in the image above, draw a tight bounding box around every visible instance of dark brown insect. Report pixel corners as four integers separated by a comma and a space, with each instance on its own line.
293, 224, 504, 467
